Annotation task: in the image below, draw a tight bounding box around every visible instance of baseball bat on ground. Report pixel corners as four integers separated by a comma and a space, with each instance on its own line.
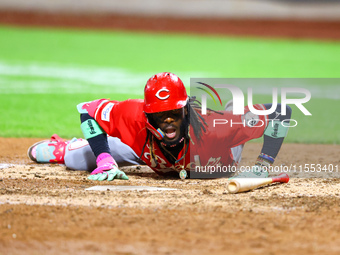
227, 173, 289, 194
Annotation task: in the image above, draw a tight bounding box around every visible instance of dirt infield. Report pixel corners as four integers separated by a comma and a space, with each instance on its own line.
0, 137, 339, 254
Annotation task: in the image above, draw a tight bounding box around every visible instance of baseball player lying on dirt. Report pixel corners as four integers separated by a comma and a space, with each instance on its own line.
27, 72, 292, 180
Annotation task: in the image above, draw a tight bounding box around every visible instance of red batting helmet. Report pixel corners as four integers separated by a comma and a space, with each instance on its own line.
144, 72, 188, 114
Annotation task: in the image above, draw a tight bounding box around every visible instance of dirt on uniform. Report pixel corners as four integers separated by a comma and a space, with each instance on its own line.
0, 11, 340, 255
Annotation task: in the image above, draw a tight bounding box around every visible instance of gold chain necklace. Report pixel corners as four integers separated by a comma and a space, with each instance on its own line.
160, 139, 186, 171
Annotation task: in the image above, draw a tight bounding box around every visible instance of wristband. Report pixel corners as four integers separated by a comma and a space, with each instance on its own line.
80, 119, 104, 139
264, 120, 289, 138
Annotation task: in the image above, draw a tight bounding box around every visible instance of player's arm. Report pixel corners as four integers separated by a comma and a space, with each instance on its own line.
226, 103, 292, 179
254, 103, 292, 172
77, 100, 128, 181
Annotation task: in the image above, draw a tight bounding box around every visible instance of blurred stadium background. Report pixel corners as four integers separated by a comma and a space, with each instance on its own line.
1, 0, 340, 19
0, 0, 339, 142
1, 0, 340, 38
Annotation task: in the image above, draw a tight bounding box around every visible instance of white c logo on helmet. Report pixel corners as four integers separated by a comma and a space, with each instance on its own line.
155, 88, 170, 100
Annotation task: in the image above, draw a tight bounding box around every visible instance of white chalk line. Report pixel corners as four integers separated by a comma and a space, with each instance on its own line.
0, 163, 15, 169
85, 185, 177, 191
0, 61, 208, 95
0, 61, 339, 99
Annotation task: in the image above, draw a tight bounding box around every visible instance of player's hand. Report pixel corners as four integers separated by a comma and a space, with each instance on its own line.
229, 165, 269, 180
88, 152, 129, 181
88, 165, 129, 181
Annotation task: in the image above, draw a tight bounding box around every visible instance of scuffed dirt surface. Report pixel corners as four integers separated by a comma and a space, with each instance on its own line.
0, 137, 339, 255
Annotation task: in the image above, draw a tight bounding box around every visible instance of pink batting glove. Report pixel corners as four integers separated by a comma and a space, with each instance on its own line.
90, 153, 118, 175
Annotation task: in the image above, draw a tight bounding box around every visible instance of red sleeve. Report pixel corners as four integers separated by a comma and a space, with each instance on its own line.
204, 104, 268, 148
93, 99, 148, 155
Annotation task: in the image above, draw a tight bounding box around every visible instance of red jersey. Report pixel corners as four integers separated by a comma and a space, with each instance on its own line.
90, 99, 268, 175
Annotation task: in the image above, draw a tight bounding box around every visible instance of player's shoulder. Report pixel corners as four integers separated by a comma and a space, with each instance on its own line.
105, 98, 143, 105
92, 98, 145, 121
122, 98, 144, 106
108, 99, 145, 119
111, 99, 144, 112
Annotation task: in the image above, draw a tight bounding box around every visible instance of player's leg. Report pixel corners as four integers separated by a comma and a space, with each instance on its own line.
65, 136, 145, 171
28, 135, 145, 171
63, 138, 96, 171
107, 136, 146, 167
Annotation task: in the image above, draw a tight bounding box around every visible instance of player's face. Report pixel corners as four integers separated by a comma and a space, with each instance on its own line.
153, 107, 187, 143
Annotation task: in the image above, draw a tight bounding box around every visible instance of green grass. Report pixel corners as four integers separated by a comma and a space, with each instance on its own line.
288, 98, 340, 144
1, 26, 340, 77
0, 93, 138, 138
0, 25, 339, 143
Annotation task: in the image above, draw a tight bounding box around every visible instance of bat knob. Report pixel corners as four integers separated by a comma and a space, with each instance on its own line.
276, 173, 290, 183
227, 180, 240, 194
